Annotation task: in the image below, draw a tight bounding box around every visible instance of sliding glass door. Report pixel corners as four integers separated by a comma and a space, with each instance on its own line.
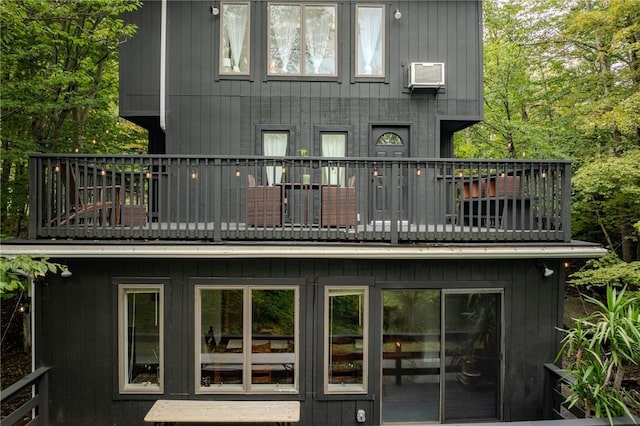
381, 289, 502, 424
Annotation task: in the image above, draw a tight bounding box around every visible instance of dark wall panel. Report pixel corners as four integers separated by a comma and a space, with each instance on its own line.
38, 256, 562, 425
120, 1, 483, 153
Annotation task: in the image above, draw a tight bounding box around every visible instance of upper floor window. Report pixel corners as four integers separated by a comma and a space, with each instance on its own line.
268, 3, 337, 76
196, 286, 299, 394
118, 284, 164, 394
263, 131, 289, 185
321, 133, 346, 185
220, 2, 250, 75
355, 4, 385, 78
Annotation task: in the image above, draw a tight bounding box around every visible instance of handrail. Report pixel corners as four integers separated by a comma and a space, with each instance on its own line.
543, 363, 584, 420
1, 366, 50, 425
29, 155, 572, 243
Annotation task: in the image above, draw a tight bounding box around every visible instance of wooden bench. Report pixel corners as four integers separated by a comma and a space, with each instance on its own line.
144, 400, 300, 425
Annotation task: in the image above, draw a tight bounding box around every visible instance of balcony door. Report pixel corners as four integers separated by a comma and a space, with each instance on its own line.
370, 126, 408, 222
381, 289, 503, 424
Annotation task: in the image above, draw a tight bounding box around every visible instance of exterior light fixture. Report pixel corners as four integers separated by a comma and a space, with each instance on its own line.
211, 3, 219, 15
191, 171, 198, 179
394, 9, 402, 19
61, 269, 73, 278
539, 263, 554, 278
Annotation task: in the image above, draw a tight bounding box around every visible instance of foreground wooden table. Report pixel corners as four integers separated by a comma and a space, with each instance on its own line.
144, 400, 300, 424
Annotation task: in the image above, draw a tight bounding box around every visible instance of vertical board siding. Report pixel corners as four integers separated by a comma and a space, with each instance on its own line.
39, 257, 561, 425
120, 1, 483, 156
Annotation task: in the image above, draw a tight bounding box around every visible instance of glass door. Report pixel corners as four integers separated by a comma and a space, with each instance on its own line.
381, 289, 503, 424
443, 291, 502, 422
382, 290, 441, 423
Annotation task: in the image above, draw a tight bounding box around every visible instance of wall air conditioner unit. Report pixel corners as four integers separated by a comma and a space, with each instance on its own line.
408, 62, 445, 89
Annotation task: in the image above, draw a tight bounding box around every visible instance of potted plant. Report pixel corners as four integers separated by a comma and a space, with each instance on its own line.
299, 149, 311, 184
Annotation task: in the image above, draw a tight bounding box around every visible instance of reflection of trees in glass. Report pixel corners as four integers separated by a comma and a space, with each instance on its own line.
201, 289, 243, 336
221, 3, 249, 73
383, 290, 439, 334
329, 291, 364, 334
304, 5, 335, 74
252, 289, 295, 335
269, 5, 301, 74
376, 132, 403, 145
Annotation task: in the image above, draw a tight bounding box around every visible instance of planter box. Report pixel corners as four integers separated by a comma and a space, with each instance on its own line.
120, 205, 147, 226
463, 180, 484, 199
486, 176, 521, 197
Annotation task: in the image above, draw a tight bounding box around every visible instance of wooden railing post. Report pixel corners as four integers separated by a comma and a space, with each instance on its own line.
562, 163, 572, 243
212, 158, 222, 242
390, 162, 399, 244
28, 157, 38, 239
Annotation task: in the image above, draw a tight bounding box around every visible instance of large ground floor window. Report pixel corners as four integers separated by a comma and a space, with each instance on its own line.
195, 285, 299, 394
382, 289, 503, 423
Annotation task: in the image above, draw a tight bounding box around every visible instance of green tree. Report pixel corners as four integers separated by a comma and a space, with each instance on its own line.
0, 0, 144, 238
0, 255, 68, 298
572, 150, 640, 262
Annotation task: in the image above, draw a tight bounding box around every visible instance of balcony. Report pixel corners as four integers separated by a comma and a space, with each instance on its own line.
29, 155, 571, 243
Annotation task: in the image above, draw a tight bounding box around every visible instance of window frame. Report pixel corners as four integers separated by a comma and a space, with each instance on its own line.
267, 2, 339, 78
354, 4, 386, 80
219, 1, 252, 76
324, 286, 369, 394
194, 285, 300, 394
117, 284, 164, 395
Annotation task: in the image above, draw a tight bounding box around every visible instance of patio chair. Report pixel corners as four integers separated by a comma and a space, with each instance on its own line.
54, 164, 122, 226
321, 175, 356, 227
246, 174, 282, 226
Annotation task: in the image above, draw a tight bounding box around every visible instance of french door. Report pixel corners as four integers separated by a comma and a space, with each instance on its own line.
381, 289, 503, 424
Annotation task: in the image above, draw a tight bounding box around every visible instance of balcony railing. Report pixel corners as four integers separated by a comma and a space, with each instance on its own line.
29, 155, 571, 243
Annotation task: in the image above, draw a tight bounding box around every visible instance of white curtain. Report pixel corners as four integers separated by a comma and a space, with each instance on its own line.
264, 133, 288, 185
357, 7, 383, 75
223, 3, 249, 73
304, 6, 335, 74
270, 5, 300, 74
321, 134, 346, 185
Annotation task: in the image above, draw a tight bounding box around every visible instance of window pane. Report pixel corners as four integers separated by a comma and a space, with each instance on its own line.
356, 5, 384, 77
220, 2, 250, 74
199, 289, 244, 388
321, 133, 346, 185
269, 5, 301, 74
327, 288, 367, 392
263, 132, 288, 185
251, 289, 296, 386
122, 288, 162, 391
304, 5, 336, 75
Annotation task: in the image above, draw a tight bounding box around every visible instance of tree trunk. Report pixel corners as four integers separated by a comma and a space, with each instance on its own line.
620, 223, 637, 262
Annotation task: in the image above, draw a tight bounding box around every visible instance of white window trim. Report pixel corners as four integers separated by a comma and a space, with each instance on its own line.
195, 285, 300, 394
355, 4, 385, 78
219, 1, 251, 76
267, 2, 339, 77
118, 284, 164, 394
324, 286, 369, 394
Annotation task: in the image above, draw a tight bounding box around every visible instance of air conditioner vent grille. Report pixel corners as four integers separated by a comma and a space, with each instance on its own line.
409, 62, 445, 88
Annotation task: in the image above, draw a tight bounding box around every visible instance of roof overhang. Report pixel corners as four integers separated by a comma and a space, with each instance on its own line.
0, 242, 607, 260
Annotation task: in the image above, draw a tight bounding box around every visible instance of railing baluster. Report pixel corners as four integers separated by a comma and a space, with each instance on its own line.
30, 154, 572, 244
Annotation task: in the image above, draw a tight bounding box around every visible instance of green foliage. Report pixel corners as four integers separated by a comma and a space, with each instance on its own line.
570, 251, 640, 290
0, 0, 145, 237
0, 255, 68, 298
572, 150, 640, 260
559, 286, 640, 422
